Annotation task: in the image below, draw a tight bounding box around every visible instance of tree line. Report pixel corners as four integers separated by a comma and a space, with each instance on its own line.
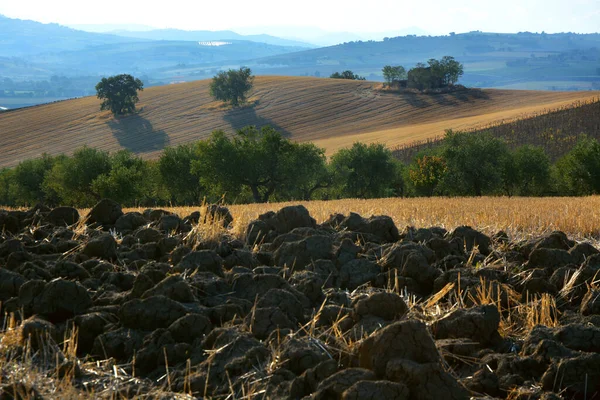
1, 126, 599, 208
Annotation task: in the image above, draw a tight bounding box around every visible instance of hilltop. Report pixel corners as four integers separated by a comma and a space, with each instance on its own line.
0, 76, 597, 168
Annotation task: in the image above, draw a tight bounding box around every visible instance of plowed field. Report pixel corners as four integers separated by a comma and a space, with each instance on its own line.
0, 76, 597, 167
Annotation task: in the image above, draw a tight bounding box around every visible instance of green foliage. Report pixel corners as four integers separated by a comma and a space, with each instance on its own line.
95, 74, 143, 116
330, 70, 366, 80
330, 142, 397, 199
91, 151, 153, 205
279, 142, 331, 201
382, 65, 407, 85
428, 56, 464, 85
511, 145, 551, 196
12, 154, 56, 205
407, 56, 464, 89
209, 67, 254, 107
441, 130, 511, 196
0, 168, 16, 206
158, 144, 202, 204
408, 154, 447, 196
554, 137, 600, 195
43, 147, 111, 206
192, 126, 328, 203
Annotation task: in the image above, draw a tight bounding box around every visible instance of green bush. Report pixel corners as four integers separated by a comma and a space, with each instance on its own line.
441, 130, 511, 196
12, 154, 56, 205
554, 137, 600, 195
330, 142, 398, 199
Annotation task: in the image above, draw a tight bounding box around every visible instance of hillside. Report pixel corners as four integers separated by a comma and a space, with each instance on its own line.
250, 32, 600, 90
0, 76, 598, 168
0, 14, 138, 57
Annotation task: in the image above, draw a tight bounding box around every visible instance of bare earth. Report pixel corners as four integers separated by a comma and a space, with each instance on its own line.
0, 76, 597, 168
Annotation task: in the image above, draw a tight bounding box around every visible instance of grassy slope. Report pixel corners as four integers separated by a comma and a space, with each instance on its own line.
0, 76, 597, 168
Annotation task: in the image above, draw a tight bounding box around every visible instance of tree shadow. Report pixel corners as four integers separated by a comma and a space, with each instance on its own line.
397, 93, 431, 108
107, 115, 170, 153
449, 88, 491, 102
432, 94, 459, 107
223, 102, 292, 137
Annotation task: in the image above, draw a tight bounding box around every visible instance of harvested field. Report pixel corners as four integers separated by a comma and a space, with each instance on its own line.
2, 198, 600, 399
125, 196, 600, 242
0, 76, 597, 168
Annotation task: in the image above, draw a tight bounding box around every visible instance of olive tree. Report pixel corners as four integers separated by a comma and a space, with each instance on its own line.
209, 67, 254, 107
95, 74, 144, 116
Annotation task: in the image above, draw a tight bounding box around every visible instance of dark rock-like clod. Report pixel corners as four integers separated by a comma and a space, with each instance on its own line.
119, 295, 188, 330
31, 279, 92, 322
82, 233, 118, 260
47, 206, 79, 226
431, 304, 501, 345
174, 250, 224, 277
87, 198, 123, 227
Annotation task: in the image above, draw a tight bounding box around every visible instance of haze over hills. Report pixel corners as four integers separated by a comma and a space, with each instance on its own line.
1, 14, 599, 111
0, 76, 597, 168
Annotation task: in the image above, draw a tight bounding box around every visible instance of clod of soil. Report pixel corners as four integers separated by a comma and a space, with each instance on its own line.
1, 198, 600, 399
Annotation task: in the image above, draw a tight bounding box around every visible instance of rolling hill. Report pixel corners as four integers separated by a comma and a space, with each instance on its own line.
0, 76, 597, 168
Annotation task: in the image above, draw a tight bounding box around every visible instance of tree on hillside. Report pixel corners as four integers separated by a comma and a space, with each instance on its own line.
330, 70, 366, 80
95, 74, 144, 116
407, 57, 464, 90
382, 65, 407, 85
209, 67, 254, 107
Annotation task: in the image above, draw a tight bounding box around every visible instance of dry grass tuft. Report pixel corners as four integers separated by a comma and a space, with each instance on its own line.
136, 195, 600, 244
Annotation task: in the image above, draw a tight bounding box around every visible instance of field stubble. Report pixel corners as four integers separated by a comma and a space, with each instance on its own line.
125, 196, 600, 243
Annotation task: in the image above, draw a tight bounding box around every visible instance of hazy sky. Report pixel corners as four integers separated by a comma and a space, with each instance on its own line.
1, 0, 598, 35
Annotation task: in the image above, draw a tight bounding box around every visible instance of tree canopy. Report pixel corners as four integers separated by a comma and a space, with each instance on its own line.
330, 70, 366, 80
382, 65, 407, 85
209, 67, 254, 107
407, 56, 464, 90
330, 142, 399, 199
191, 126, 329, 203
95, 74, 143, 116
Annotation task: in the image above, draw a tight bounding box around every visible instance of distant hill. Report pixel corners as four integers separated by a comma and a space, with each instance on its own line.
24, 40, 309, 77
249, 32, 600, 90
109, 29, 316, 48
0, 76, 596, 168
0, 14, 140, 57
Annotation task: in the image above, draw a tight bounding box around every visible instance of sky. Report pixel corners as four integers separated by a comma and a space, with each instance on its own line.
0, 0, 598, 36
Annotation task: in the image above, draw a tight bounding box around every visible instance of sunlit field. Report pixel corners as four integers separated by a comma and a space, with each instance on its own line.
124, 196, 600, 241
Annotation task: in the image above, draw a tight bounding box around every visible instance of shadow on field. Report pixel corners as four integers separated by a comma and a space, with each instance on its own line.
450, 88, 491, 102
398, 93, 430, 108
107, 115, 170, 153
223, 103, 292, 137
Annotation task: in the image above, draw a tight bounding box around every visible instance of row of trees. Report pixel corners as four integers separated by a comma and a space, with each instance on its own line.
2, 127, 599, 208
408, 130, 600, 197
0, 127, 403, 207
